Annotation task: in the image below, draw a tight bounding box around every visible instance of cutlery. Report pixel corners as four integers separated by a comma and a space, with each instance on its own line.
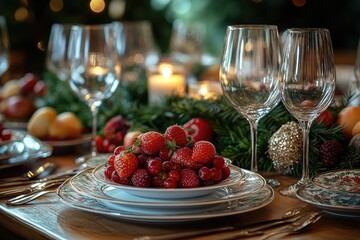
257, 210, 323, 240
0, 163, 87, 188
0, 162, 58, 182
134, 210, 319, 240
6, 189, 57, 205
0, 177, 67, 198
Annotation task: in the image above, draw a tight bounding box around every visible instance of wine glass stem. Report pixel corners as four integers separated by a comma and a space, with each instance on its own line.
299, 121, 311, 185
249, 119, 258, 173
90, 103, 99, 156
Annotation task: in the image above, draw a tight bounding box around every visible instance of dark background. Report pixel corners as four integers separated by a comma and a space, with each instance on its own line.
1, 0, 360, 79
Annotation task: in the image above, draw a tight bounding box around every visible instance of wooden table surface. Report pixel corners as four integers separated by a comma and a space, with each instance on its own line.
0, 153, 359, 240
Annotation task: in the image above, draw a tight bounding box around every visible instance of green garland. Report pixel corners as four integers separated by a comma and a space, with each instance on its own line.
41, 72, 360, 177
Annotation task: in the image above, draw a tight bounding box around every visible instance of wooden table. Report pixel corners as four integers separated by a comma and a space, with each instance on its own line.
0, 154, 359, 240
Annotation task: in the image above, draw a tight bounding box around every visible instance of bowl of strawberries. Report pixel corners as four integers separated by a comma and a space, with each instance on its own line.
92, 124, 244, 199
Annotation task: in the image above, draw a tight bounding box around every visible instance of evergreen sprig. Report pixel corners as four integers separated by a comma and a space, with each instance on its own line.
42, 73, 360, 177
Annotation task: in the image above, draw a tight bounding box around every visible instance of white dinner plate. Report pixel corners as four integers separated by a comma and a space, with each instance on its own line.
58, 178, 274, 223
296, 183, 360, 217
69, 168, 266, 209
312, 169, 360, 194
92, 163, 245, 199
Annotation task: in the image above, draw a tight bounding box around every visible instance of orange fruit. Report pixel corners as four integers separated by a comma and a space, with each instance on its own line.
352, 121, 360, 137
337, 106, 360, 140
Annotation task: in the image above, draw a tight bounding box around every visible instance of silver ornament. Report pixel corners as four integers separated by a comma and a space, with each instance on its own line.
268, 121, 302, 175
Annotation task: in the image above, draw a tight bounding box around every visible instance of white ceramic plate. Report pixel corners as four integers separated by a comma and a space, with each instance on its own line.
69, 168, 266, 209
296, 183, 360, 217
312, 169, 360, 194
58, 178, 274, 223
92, 163, 245, 199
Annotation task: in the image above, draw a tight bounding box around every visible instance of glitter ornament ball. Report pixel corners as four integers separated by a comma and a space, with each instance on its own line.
268, 121, 302, 175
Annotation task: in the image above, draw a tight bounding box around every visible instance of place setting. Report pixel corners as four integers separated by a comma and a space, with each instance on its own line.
56, 155, 274, 223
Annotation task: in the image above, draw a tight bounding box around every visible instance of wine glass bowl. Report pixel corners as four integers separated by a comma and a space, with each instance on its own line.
0, 16, 9, 78
279, 28, 336, 196
219, 25, 281, 177
67, 24, 120, 163
46, 24, 72, 81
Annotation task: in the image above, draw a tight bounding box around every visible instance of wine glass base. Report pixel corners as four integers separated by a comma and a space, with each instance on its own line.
266, 178, 281, 187
279, 181, 303, 197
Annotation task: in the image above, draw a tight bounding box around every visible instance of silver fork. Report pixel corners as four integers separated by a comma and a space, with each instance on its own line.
6, 189, 57, 205
257, 210, 323, 240
134, 207, 313, 240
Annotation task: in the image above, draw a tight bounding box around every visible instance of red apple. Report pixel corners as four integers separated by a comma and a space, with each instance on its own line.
19, 73, 39, 95
1, 96, 37, 120
183, 118, 214, 142
314, 109, 334, 128
123, 131, 142, 149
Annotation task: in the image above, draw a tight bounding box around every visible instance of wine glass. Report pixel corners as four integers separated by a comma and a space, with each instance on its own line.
279, 28, 336, 196
169, 20, 206, 70
46, 23, 76, 81
113, 21, 159, 83
354, 39, 360, 90
67, 24, 121, 163
219, 25, 281, 186
0, 16, 9, 78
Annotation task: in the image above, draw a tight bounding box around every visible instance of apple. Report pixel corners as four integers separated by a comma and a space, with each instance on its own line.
49, 112, 83, 140
1, 96, 37, 120
123, 130, 142, 149
314, 109, 334, 128
27, 107, 57, 139
19, 73, 39, 95
183, 118, 214, 142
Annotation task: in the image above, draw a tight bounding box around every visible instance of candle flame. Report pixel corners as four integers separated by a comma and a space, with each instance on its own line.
160, 64, 173, 79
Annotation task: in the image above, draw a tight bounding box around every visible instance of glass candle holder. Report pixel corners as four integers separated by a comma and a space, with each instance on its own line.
188, 80, 222, 100
147, 60, 186, 104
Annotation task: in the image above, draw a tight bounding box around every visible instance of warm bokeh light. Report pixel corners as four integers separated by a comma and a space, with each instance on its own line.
49, 0, 63, 12
14, 7, 29, 22
292, 0, 307, 7
90, 0, 106, 13
108, 0, 126, 19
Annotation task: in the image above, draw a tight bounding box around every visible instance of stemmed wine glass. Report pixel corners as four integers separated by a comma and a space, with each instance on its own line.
219, 25, 281, 186
46, 23, 76, 81
354, 39, 360, 90
67, 24, 121, 163
279, 28, 336, 196
0, 16, 9, 78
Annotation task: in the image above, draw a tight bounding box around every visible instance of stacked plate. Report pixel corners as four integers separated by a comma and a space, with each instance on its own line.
57, 156, 275, 223
296, 169, 360, 217
0, 130, 52, 169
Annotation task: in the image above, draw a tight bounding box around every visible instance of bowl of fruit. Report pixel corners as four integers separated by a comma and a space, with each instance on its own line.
92, 124, 244, 199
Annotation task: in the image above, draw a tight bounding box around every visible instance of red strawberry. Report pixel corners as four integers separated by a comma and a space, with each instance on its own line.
103, 115, 129, 143
183, 118, 214, 142
170, 147, 203, 169
139, 131, 165, 155
179, 168, 200, 188
192, 141, 216, 163
164, 124, 188, 147
114, 152, 139, 178
131, 169, 151, 187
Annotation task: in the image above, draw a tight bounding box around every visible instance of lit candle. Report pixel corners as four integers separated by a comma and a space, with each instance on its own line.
188, 80, 222, 100
88, 66, 109, 75
147, 62, 186, 103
